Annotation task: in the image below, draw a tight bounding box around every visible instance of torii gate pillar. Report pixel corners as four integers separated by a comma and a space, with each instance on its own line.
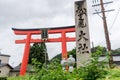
12, 26, 75, 76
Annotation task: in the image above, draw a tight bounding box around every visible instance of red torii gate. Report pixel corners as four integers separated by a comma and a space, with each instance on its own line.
12, 26, 75, 76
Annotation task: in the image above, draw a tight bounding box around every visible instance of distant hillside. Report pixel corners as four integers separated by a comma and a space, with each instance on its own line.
51, 53, 62, 62
51, 48, 76, 62
112, 48, 120, 54
51, 47, 120, 61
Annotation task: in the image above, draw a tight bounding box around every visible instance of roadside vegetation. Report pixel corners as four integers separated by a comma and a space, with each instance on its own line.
8, 45, 120, 80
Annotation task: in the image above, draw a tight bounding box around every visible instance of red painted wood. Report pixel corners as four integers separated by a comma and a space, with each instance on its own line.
20, 33, 31, 76
61, 31, 67, 59
15, 37, 75, 43
12, 27, 75, 76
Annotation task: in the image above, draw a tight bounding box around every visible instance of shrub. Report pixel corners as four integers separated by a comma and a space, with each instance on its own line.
0, 77, 7, 80
8, 46, 110, 80
73, 46, 108, 80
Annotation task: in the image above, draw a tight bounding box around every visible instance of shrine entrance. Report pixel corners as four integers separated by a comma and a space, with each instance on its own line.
12, 26, 75, 76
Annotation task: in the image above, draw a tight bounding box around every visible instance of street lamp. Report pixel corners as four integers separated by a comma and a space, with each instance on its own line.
67, 55, 75, 72
61, 55, 75, 72
61, 58, 68, 70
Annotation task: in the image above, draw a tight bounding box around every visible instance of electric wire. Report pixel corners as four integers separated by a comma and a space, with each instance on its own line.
109, 7, 120, 31
92, 0, 102, 18
91, 0, 111, 48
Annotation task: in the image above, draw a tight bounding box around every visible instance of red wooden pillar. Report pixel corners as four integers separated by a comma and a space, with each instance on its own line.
61, 31, 67, 59
20, 33, 31, 76
12, 26, 75, 76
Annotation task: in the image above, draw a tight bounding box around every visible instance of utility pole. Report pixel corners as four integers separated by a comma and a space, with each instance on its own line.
92, 0, 114, 68
100, 0, 113, 68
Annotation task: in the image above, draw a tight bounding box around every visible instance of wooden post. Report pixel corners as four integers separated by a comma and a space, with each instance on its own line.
20, 33, 31, 76
100, 0, 113, 68
61, 31, 67, 59
12, 26, 75, 75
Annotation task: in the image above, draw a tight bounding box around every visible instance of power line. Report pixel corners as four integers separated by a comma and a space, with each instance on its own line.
92, 1, 114, 18
109, 7, 120, 31
92, 0, 99, 4
92, 0, 114, 68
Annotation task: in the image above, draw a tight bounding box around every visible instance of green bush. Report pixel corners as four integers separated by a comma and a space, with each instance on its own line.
105, 69, 120, 80
8, 46, 110, 80
0, 77, 7, 80
72, 46, 108, 80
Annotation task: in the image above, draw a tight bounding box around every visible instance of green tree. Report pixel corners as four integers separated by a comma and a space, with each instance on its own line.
91, 46, 107, 55
51, 46, 108, 62
28, 42, 49, 68
51, 48, 76, 63
111, 48, 120, 54
68, 48, 76, 60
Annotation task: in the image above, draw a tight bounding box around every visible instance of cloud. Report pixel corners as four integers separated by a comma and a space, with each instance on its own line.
0, 0, 75, 67
0, 0, 120, 67
0, 0, 74, 27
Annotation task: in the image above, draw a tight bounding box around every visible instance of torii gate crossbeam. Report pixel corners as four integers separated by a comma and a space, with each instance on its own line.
12, 25, 75, 76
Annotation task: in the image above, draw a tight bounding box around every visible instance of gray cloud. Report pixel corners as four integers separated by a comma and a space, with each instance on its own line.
0, 0, 75, 67
0, 0, 74, 27
0, 0, 120, 67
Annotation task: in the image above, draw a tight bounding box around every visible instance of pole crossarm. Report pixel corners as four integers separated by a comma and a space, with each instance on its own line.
99, 0, 113, 68
92, 1, 113, 7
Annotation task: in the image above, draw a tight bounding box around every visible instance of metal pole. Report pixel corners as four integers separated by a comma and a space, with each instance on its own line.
100, 0, 113, 68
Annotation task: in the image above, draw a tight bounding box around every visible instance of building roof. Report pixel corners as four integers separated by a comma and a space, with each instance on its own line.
114, 61, 120, 65
0, 53, 10, 57
0, 63, 7, 67
0, 63, 13, 69
101, 54, 120, 56
11, 65, 20, 72
10, 64, 34, 72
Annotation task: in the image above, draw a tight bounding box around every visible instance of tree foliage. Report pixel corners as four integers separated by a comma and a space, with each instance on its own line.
111, 48, 120, 54
68, 48, 76, 60
51, 48, 76, 63
8, 45, 120, 80
28, 42, 49, 68
8, 46, 110, 80
91, 46, 107, 55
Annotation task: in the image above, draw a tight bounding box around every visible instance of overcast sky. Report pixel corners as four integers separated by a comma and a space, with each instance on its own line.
0, 0, 120, 67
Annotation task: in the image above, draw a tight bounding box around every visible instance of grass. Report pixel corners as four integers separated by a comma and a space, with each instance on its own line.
104, 68, 120, 80
8, 68, 120, 80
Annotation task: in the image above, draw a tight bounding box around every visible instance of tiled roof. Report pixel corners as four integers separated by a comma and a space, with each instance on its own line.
0, 63, 13, 69
0, 53, 10, 57
114, 61, 120, 65
11, 65, 34, 72
100, 54, 120, 56
0, 63, 7, 67
11, 65, 20, 72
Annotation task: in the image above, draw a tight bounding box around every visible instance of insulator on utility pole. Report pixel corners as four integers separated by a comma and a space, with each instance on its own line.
100, 0, 113, 68
92, 0, 114, 68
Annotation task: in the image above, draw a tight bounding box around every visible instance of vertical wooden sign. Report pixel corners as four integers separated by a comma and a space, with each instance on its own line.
75, 0, 91, 68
